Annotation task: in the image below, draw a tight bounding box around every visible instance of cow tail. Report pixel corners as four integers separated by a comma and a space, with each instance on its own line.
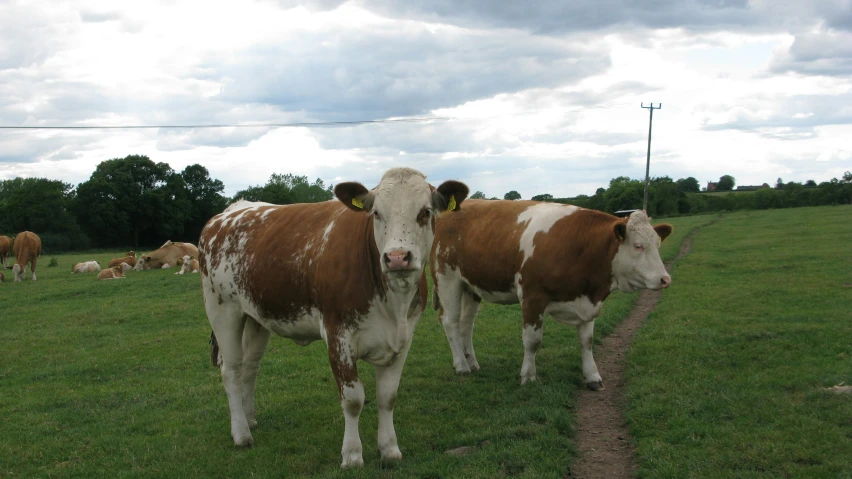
209, 331, 221, 367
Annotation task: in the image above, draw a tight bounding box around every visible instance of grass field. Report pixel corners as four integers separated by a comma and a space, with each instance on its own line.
627, 205, 852, 478
0, 212, 740, 478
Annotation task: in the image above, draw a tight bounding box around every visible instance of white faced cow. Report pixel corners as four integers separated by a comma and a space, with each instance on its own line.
199, 168, 468, 467
431, 201, 672, 390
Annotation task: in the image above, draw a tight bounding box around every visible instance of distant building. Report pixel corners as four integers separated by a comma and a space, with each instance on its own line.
706, 182, 718, 191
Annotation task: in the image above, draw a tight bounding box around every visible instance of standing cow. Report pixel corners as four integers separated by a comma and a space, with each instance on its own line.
0, 235, 12, 268
431, 201, 672, 390
200, 168, 468, 467
12, 231, 42, 282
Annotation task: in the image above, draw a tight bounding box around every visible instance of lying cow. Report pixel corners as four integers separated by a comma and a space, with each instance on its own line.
12, 231, 41, 281
134, 242, 198, 270
0, 235, 11, 268
431, 201, 672, 390
200, 168, 468, 467
174, 255, 199, 275
72, 260, 101, 273
97, 265, 126, 280
108, 251, 137, 268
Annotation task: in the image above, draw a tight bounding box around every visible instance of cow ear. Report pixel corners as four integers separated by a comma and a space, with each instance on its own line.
613, 222, 627, 243
335, 182, 374, 212
654, 224, 673, 242
432, 180, 470, 212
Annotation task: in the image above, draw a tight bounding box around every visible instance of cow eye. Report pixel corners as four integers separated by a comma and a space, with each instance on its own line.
634, 243, 644, 251
373, 211, 382, 221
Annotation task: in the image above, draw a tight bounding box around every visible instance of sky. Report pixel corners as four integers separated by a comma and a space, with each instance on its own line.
1, 0, 851, 199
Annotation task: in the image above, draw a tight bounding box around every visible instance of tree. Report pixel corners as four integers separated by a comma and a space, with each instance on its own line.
531, 193, 553, 202
776, 177, 784, 189
469, 191, 486, 199
73, 155, 179, 247
717, 175, 736, 191
181, 164, 229, 242
504, 190, 521, 201
603, 176, 643, 212
675, 177, 700, 193
235, 173, 332, 205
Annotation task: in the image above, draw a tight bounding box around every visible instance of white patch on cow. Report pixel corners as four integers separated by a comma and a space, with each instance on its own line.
516, 203, 578, 267
546, 296, 604, 325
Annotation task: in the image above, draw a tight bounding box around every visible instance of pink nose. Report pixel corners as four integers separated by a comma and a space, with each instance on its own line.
661, 276, 671, 289
384, 250, 412, 270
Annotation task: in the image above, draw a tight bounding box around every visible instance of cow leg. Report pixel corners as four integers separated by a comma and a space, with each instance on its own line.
327, 328, 364, 468
459, 292, 481, 371
208, 304, 253, 446
520, 299, 546, 384
374, 340, 412, 462
241, 317, 271, 429
577, 320, 604, 390
436, 281, 470, 374
30, 258, 37, 281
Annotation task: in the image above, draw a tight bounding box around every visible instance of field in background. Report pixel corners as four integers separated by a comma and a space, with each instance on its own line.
627, 205, 852, 478
0, 213, 736, 478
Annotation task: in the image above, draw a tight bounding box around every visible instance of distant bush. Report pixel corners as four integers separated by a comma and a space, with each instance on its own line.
39, 232, 91, 254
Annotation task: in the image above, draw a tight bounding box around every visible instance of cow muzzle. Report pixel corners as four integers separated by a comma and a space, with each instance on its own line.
384, 249, 413, 271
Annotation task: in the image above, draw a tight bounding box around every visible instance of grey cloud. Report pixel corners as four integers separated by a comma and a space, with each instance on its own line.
702, 91, 852, 133
769, 30, 852, 76
156, 127, 274, 151
78, 10, 123, 23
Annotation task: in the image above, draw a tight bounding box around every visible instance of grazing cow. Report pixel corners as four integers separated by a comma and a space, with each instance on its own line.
0, 235, 11, 268
200, 168, 468, 467
108, 251, 137, 268
98, 265, 126, 280
12, 231, 42, 281
72, 260, 101, 273
431, 201, 672, 390
174, 255, 199, 275
134, 242, 198, 270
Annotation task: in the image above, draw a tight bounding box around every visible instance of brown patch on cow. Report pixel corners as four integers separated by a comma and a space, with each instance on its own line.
108, 255, 137, 268
0, 235, 13, 268
97, 265, 125, 280
416, 207, 431, 227
12, 231, 42, 279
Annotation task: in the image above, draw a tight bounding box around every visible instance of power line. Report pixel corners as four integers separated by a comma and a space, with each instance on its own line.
0, 116, 455, 130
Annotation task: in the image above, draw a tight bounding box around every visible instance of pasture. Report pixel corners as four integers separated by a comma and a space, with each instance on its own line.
0, 207, 841, 478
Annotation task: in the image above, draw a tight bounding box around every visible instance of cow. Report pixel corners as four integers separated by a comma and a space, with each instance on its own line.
430, 201, 672, 390
72, 260, 101, 273
134, 242, 198, 270
174, 255, 199, 275
108, 251, 137, 268
97, 265, 126, 280
120, 262, 133, 272
199, 168, 468, 467
12, 231, 42, 281
0, 235, 12, 268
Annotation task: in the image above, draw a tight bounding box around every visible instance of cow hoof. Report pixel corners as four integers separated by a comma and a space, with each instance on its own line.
341, 453, 364, 468
468, 362, 481, 372
521, 375, 537, 385
248, 419, 258, 429
454, 366, 472, 375
233, 435, 254, 447
586, 380, 605, 391
381, 447, 403, 461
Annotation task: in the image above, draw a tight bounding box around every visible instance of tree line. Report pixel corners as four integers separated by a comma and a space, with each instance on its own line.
0, 155, 332, 252
1, 154, 849, 253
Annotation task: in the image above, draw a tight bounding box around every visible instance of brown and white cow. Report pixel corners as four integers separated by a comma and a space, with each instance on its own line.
108, 251, 137, 268
200, 168, 468, 467
12, 231, 42, 281
0, 235, 12, 268
72, 260, 101, 273
134, 242, 198, 270
430, 201, 672, 390
174, 255, 199, 275
97, 265, 126, 280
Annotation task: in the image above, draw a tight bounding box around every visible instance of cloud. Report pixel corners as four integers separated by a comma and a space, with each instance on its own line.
769, 30, 852, 76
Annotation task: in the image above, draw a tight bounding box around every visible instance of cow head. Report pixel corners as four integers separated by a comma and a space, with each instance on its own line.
12, 263, 24, 281
134, 256, 148, 271
610, 211, 673, 293
336, 167, 469, 285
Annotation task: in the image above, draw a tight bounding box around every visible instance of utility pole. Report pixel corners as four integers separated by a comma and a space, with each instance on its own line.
641, 103, 661, 212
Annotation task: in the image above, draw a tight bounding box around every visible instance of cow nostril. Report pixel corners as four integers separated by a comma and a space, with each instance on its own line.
404, 251, 412, 263
661, 276, 671, 288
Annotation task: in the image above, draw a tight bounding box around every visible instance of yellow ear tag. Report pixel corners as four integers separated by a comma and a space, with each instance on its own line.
351, 197, 364, 209
448, 195, 457, 211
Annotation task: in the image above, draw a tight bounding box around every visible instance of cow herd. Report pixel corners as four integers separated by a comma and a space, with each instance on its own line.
2, 167, 673, 468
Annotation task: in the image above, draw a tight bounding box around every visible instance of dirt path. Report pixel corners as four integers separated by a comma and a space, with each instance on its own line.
568, 232, 696, 479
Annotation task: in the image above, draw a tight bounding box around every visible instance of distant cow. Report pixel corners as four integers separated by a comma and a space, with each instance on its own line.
72, 260, 101, 273
200, 168, 468, 467
431, 201, 672, 390
174, 255, 199, 275
12, 231, 42, 281
0, 235, 11, 268
120, 262, 133, 272
134, 242, 198, 270
97, 265, 126, 280
108, 251, 137, 268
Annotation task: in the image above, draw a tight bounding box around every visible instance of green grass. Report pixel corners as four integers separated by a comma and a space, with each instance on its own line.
626, 205, 852, 478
